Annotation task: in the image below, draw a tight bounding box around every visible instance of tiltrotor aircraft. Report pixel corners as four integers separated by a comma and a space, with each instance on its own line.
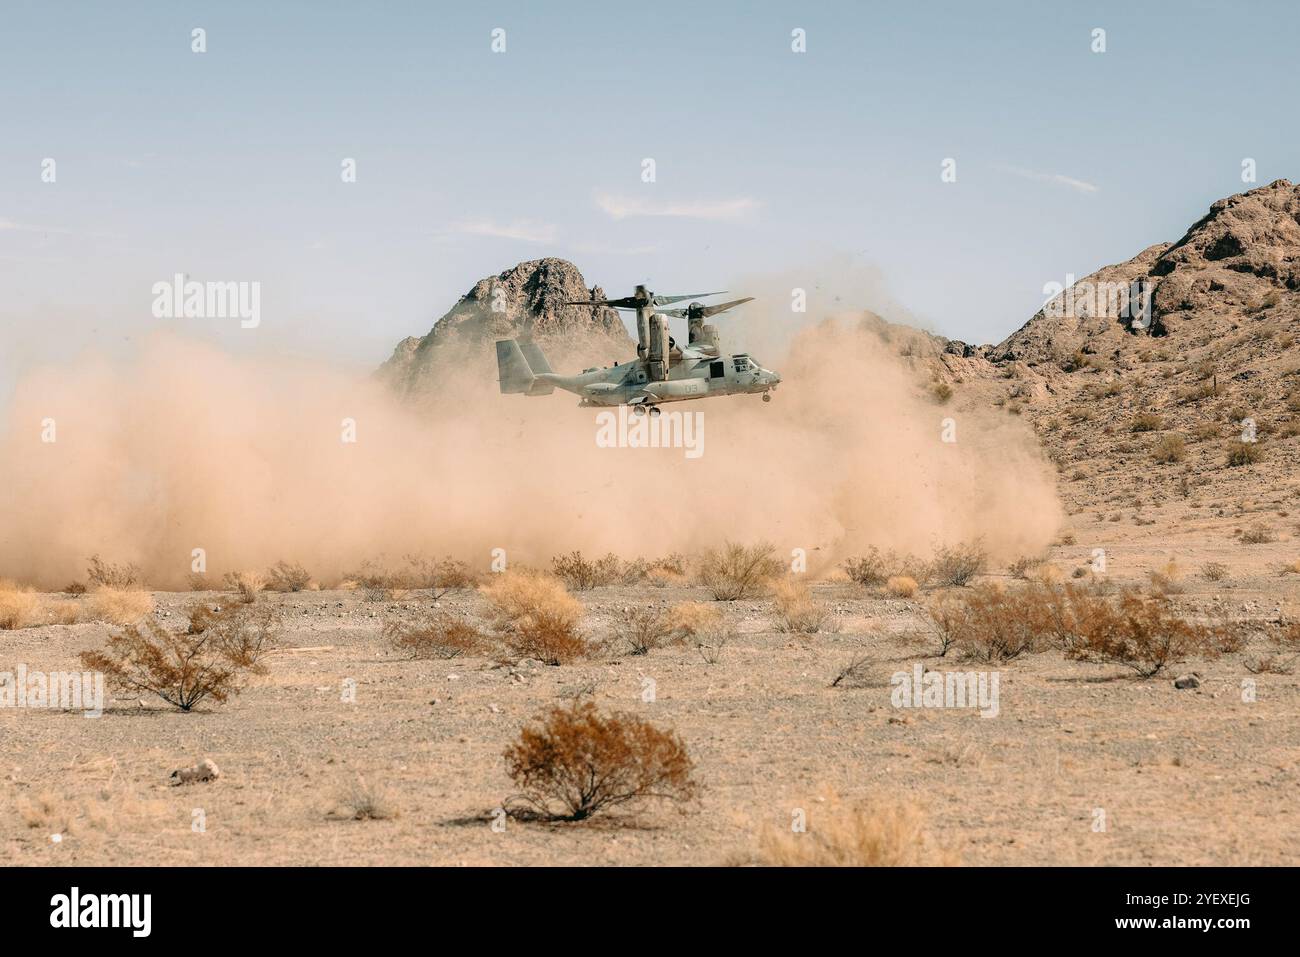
495, 285, 780, 415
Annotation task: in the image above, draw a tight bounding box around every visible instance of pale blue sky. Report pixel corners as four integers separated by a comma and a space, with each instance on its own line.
2, 0, 1296, 387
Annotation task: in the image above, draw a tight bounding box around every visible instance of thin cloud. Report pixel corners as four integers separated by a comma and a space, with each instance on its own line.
569, 241, 665, 256
0, 218, 121, 240
0, 218, 76, 235
998, 166, 1100, 194
450, 218, 558, 243
594, 192, 761, 221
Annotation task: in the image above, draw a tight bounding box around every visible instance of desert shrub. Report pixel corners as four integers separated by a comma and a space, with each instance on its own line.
186, 572, 213, 591
264, 560, 312, 592
696, 541, 782, 601
1131, 412, 1164, 432
84, 587, 155, 625
592, 553, 623, 585
617, 557, 650, 583
222, 570, 264, 603
830, 654, 876, 688
1065, 590, 1224, 678
0, 581, 41, 630
843, 551, 889, 586
1239, 522, 1276, 544
1225, 440, 1263, 466
924, 594, 964, 657
926, 584, 1040, 661
345, 558, 398, 593
620, 606, 675, 656
667, 601, 721, 640
85, 555, 141, 590
1148, 559, 1184, 595
646, 566, 686, 588
331, 774, 399, 821
1247, 289, 1283, 313
886, 575, 918, 598
1060, 350, 1090, 373
624, 553, 689, 587
1176, 381, 1216, 404
929, 381, 953, 404
751, 793, 953, 866
403, 555, 475, 595
926, 582, 1107, 661
844, 547, 929, 588
1245, 622, 1300, 675
44, 600, 82, 626
691, 622, 734, 663
502, 701, 698, 821
383, 612, 486, 659
654, 553, 688, 576
1201, 561, 1228, 582
185, 602, 223, 634
345, 555, 473, 597
480, 571, 586, 665
1152, 433, 1186, 463
1006, 556, 1038, 579
770, 578, 835, 634
551, 551, 622, 591
79, 605, 279, 711
667, 601, 734, 662
928, 542, 987, 586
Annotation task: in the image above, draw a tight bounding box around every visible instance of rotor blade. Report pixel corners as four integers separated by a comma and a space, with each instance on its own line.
700, 296, 754, 318
565, 297, 640, 309
652, 291, 726, 306
657, 307, 689, 318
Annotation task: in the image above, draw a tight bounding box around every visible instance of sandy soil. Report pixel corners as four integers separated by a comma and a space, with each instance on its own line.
4, 521, 1300, 867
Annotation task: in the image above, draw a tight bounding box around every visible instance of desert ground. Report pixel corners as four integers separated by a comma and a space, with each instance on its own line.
5, 507, 1299, 867
5, 181, 1300, 867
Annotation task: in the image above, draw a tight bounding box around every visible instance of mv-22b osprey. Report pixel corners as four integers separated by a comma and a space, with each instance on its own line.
495, 286, 780, 416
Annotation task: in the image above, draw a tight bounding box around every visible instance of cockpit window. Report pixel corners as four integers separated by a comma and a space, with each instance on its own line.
733, 357, 757, 372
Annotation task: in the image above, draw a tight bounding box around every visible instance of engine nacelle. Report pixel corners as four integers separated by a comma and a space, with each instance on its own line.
647, 313, 670, 381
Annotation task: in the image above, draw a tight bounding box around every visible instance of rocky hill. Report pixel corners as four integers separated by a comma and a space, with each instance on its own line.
995, 178, 1300, 367
379, 258, 632, 397
842, 179, 1300, 536
973, 179, 1300, 532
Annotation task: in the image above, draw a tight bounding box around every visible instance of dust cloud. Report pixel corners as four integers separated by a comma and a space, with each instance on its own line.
0, 297, 1062, 587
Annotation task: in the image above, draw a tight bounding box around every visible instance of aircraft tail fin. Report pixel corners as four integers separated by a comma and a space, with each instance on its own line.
496, 338, 556, 396
496, 339, 535, 394
518, 339, 553, 375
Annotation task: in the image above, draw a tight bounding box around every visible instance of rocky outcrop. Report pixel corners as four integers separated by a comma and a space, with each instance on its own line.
379, 258, 632, 396
995, 179, 1300, 366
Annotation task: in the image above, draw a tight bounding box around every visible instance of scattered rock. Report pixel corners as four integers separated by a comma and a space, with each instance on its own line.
1174, 674, 1201, 690
169, 758, 221, 786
